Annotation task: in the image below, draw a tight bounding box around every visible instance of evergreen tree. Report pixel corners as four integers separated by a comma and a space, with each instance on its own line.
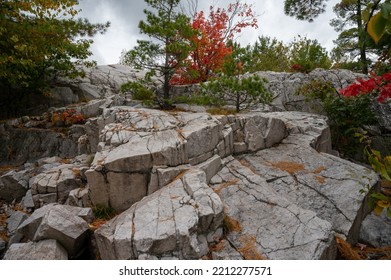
330, 0, 385, 74
284, 0, 329, 21
122, 0, 194, 108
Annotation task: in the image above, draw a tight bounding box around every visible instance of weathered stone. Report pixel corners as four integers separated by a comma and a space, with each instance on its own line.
254, 68, 366, 111
95, 169, 224, 259
50, 87, 79, 106
21, 190, 35, 210
6, 211, 29, 235
0, 169, 32, 202
196, 155, 222, 183
0, 127, 80, 166
33, 208, 88, 257
30, 164, 85, 207
16, 203, 91, 257
66, 187, 91, 208
3, 239, 68, 260
241, 141, 378, 243
359, 211, 391, 247
86, 108, 294, 212
211, 159, 335, 260
211, 239, 243, 260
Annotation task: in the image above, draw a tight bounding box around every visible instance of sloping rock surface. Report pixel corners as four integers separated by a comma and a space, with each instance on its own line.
95, 169, 223, 260
92, 109, 378, 260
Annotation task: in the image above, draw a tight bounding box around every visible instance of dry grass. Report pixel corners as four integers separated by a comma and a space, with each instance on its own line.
210, 240, 227, 252
336, 235, 391, 260
336, 235, 363, 260
71, 168, 81, 177
223, 215, 243, 233
207, 107, 237, 116
89, 218, 109, 231
214, 179, 239, 194
269, 161, 305, 174
311, 166, 326, 174
315, 175, 326, 184
0, 213, 9, 242
237, 235, 267, 260
239, 159, 259, 175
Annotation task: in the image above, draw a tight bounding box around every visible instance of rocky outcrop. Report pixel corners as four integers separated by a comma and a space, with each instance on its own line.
1, 67, 387, 260
254, 68, 367, 111
89, 109, 377, 260
95, 169, 223, 260
86, 108, 286, 212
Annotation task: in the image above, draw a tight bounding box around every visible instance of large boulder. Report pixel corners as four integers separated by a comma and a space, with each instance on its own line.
94, 169, 223, 259
16, 204, 93, 257
0, 169, 32, 202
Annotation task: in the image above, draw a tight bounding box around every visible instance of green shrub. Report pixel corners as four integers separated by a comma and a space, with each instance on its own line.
199, 75, 272, 112
121, 81, 155, 106
298, 79, 377, 158
92, 204, 116, 220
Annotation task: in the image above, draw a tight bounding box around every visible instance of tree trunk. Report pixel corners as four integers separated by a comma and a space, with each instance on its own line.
357, 1, 368, 74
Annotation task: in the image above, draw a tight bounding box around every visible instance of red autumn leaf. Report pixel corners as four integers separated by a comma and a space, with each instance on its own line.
171, 1, 258, 85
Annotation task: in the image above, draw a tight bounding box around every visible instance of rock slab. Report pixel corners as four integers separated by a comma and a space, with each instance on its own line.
94, 169, 223, 259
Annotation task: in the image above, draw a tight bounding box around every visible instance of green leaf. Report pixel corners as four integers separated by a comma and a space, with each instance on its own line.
387, 207, 391, 219
381, 3, 391, 20
367, 12, 388, 44
371, 192, 389, 201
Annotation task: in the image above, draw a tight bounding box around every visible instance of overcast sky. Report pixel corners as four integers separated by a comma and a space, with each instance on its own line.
76, 0, 340, 65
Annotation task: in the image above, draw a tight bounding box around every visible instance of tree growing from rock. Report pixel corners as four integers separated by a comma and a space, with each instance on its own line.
122, 0, 195, 108
330, 0, 386, 74
0, 0, 110, 94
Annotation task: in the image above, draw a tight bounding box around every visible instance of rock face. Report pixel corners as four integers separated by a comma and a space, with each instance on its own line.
1, 67, 387, 260
254, 68, 367, 112
95, 169, 223, 259
3, 239, 68, 260
86, 108, 286, 212
90, 109, 378, 260
0, 169, 32, 202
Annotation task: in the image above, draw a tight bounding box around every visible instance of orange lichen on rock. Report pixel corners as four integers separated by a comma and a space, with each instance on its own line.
214, 179, 239, 194
238, 235, 267, 260
269, 161, 305, 174
223, 215, 242, 233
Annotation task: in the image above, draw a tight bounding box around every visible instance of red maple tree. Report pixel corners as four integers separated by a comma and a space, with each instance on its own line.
171, 1, 258, 85
340, 72, 391, 103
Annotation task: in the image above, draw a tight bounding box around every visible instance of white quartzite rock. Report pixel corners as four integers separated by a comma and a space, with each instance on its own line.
30, 164, 86, 208
3, 239, 68, 260
86, 108, 288, 212
16, 203, 93, 257
94, 169, 223, 259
